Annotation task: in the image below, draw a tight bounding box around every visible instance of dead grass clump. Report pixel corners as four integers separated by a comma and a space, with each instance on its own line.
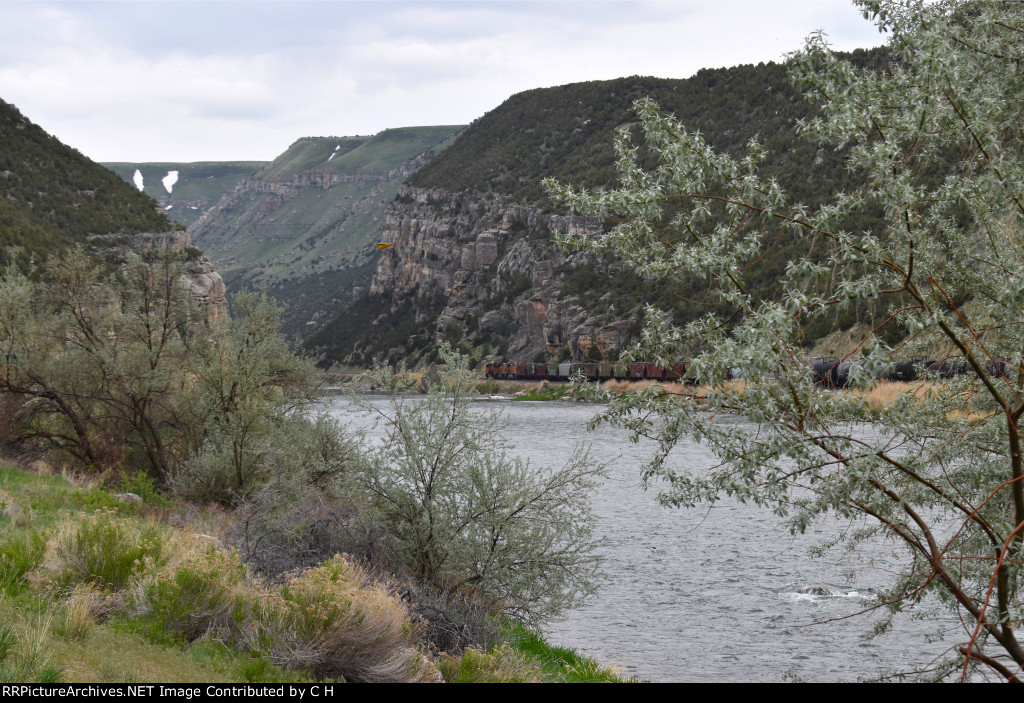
602, 379, 656, 395
259, 555, 424, 683
853, 381, 938, 409
54, 583, 105, 641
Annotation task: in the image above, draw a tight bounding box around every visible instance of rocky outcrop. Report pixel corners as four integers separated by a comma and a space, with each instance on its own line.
365, 185, 639, 363
88, 231, 228, 324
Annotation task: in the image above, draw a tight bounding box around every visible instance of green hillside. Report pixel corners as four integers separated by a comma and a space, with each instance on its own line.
104, 161, 266, 228
410, 49, 887, 206
253, 137, 369, 180
0, 98, 180, 269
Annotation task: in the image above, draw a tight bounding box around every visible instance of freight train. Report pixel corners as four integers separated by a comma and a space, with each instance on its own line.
485, 358, 1009, 388
484, 361, 713, 383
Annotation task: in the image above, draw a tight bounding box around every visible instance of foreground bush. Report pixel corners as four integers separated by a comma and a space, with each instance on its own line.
51, 509, 165, 590
259, 556, 426, 683
135, 547, 250, 644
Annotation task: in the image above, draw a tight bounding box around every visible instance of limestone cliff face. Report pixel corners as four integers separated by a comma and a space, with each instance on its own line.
366, 186, 637, 362
89, 231, 228, 324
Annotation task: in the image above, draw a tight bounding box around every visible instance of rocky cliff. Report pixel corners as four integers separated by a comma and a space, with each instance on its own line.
310, 185, 640, 366
89, 230, 228, 324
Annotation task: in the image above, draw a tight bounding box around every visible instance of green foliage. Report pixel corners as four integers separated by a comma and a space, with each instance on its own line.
354, 343, 606, 625
0, 246, 320, 499
173, 291, 320, 501
546, 0, 1024, 682
140, 548, 249, 644
0, 529, 46, 594
53, 509, 165, 590
0, 625, 64, 683
307, 290, 447, 367
410, 52, 885, 207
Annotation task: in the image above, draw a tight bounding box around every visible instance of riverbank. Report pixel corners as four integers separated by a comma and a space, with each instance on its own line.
0, 460, 631, 683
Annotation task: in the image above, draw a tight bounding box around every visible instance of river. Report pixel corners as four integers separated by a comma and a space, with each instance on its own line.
326, 394, 963, 682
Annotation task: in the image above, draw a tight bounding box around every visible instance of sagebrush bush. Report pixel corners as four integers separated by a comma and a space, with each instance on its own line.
258, 555, 425, 683
135, 547, 250, 644
51, 509, 165, 590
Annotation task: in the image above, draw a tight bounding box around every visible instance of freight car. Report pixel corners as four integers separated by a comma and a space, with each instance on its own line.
487, 357, 1008, 387
485, 360, 705, 383
811, 357, 1008, 388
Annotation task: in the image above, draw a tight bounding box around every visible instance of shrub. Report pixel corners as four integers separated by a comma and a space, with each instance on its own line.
258, 555, 425, 683
408, 582, 501, 655
356, 343, 606, 625
51, 509, 165, 590
135, 547, 250, 644
231, 477, 400, 579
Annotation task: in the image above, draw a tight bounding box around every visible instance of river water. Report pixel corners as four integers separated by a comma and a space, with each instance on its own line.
326, 394, 963, 682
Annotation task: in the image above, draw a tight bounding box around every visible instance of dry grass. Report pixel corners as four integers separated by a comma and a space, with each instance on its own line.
851, 381, 938, 409
260, 555, 425, 683
54, 584, 105, 641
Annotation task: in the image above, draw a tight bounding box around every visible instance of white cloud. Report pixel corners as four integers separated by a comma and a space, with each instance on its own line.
0, 1, 886, 162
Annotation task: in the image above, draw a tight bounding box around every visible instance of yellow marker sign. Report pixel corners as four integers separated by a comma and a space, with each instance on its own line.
376, 243, 393, 250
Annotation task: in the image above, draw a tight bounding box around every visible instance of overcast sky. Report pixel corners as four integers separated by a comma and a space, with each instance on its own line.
0, 1, 887, 163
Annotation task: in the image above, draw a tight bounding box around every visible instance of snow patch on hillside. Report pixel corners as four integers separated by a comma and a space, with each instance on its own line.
162, 170, 179, 193
132, 169, 144, 191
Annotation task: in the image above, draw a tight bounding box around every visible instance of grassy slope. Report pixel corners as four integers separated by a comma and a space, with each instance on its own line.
191, 126, 465, 283
0, 464, 626, 683
0, 465, 303, 683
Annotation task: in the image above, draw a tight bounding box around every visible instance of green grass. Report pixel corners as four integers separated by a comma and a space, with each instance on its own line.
437, 620, 635, 683
0, 465, 308, 683
502, 621, 635, 683
0, 463, 628, 683
513, 385, 572, 401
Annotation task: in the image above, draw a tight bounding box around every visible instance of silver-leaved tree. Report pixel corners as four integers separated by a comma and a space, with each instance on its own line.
354, 343, 606, 626
545, 0, 1024, 682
